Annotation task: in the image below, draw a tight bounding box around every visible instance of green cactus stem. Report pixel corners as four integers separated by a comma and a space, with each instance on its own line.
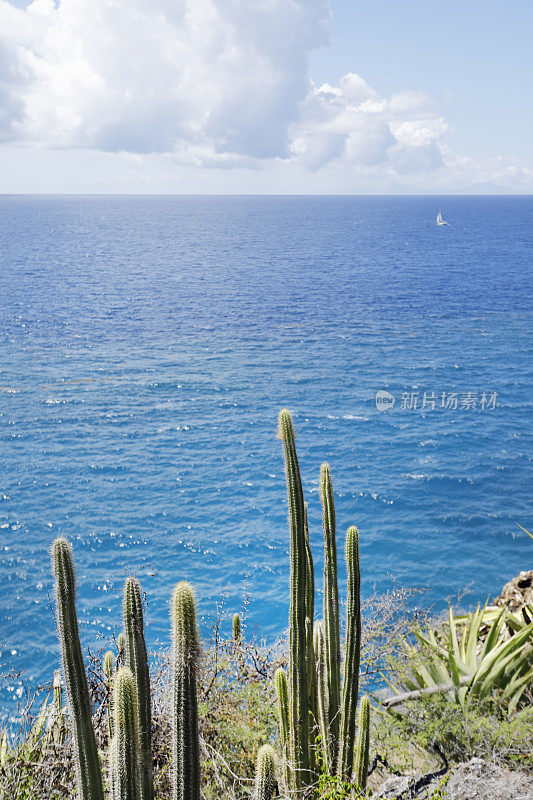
275, 667, 291, 790
313, 621, 331, 773
171, 582, 201, 800
123, 577, 152, 800
51, 538, 104, 800
254, 744, 278, 800
112, 667, 140, 800
52, 669, 67, 746
320, 462, 341, 767
337, 526, 362, 780
117, 633, 126, 665
353, 696, 370, 793
103, 650, 115, 741
232, 613, 241, 643
304, 505, 317, 770
277, 409, 310, 790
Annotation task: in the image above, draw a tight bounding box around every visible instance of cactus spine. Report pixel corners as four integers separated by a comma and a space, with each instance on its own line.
51, 537, 104, 800
112, 667, 141, 800
320, 463, 341, 768
103, 651, 115, 741
275, 668, 291, 790
313, 621, 331, 774
277, 409, 310, 791
337, 526, 362, 780
232, 613, 241, 642
254, 744, 278, 800
353, 696, 370, 793
171, 582, 201, 800
123, 577, 152, 800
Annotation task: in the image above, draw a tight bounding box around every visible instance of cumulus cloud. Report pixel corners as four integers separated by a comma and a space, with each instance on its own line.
0, 0, 531, 189
290, 74, 447, 174
0, 0, 329, 158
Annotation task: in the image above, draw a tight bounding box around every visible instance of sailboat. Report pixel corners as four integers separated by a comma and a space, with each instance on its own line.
436, 210, 449, 226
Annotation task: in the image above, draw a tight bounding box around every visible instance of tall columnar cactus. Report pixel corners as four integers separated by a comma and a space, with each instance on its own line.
51, 538, 104, 800
313, 621, 331, 773
232, 613, 241, 643
123, 577, 152, 800
304, 506, 317, 767
103, 650, 116, 741
171, 582, 201, 800
320, 462, 341, 767
353, 696, 370, 794
112, 667, 141, 800
254, 744, 278, 800
274, 668, 291, 790
337, 526, 362, 780
277, 409, 310, 790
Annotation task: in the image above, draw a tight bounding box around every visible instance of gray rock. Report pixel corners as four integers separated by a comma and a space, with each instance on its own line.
375, 758, 533, 799
438, 758, 533, 800
374, 775, 414, 798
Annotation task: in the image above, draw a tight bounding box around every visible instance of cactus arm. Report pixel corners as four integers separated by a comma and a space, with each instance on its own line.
232, 613, 241, 643
353, 696, 370, 793
113, 667, 141, 800
103, 650, 116, 741
277, 409, 310, 790
117, 633, 126, 666
51, 538, 104, 800
304, 505, 318, 769
171, 582, 201, 800
313, 621, 331, 774
123, 577, 153, 800
254, 744, 278, 800
320, 463, 341, 767
337, 526, 362, 780
275, 668, 291, 791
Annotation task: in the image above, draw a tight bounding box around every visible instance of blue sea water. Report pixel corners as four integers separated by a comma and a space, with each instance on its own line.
0, 195, 531, 718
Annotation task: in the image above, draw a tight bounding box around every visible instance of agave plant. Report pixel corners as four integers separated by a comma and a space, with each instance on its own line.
392, 603, 533, 713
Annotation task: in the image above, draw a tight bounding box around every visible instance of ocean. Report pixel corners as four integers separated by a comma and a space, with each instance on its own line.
0, 195, 531, 718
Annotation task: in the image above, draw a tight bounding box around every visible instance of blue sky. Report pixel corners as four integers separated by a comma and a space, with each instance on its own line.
0, 0, 531, 193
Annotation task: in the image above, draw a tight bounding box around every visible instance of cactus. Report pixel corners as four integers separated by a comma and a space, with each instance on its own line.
277, 409, 310, 790
117, 633, 126, 665
171, 582, 201, 800
232, 613, 241, 642
337, 526, 362, 780
112, 667, 141, 800
103, 650, 115, 741
304, 505, 317, 768
320, 463, 341, 767
51, 669, 67, 746
313, 621, 331, 773
254, 744, 278, 800
274, 668, 291, 790
353, 696, 370, 794
123, 577, 152, 800
51, 537, 104, 800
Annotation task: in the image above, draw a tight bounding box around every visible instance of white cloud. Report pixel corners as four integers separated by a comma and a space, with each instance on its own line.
0, 0, 531, 191
0, 0, 329, 157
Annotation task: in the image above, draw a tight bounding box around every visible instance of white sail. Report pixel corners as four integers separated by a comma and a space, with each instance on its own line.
436, 211, 443, 224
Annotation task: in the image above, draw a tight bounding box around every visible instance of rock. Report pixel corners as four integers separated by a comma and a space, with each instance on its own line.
435, 757, 533, 800
375, 758, 533, 799
495, 570, 533, 613
374, 775, 413, 798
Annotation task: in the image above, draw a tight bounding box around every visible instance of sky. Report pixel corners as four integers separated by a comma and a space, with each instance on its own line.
0, 0, 532, 194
